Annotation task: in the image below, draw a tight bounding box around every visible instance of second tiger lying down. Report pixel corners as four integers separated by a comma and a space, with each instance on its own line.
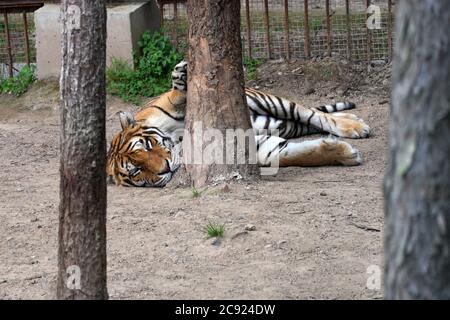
107, 61, 371, 187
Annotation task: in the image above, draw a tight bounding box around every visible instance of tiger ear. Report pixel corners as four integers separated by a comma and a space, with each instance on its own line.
118, 111, 135, 130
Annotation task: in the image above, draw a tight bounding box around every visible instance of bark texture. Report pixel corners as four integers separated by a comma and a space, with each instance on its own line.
384, 0, 450, 299
184, 0, 258, 187
57, 0, 108, 299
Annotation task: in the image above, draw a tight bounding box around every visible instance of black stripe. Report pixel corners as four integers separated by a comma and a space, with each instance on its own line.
256, 135, 269, 152
264, 117, 270, 129
266, 95, 278, 119
278, 140, 289, 152
147, 105, 184, 121
318, 117, 323, 130
276, 96, 288, 119
247, 94, 272, 116
289, 102, 296, 121
256, 91, 275, 117
306, 111, 315, 127
265, 142, 282, 162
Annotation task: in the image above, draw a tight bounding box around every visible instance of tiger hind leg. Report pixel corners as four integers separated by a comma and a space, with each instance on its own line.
257, 135, 362, 168
310, 101, 355, 113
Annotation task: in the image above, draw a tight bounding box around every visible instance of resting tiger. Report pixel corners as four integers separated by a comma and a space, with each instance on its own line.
107, 61, 370, 187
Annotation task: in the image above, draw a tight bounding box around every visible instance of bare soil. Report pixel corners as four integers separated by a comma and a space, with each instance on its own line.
0, 59, 390, 299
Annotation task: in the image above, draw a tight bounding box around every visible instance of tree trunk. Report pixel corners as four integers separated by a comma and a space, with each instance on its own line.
57, 0, 108, 299
184, 0, 259, 188
384, 0, 450, 299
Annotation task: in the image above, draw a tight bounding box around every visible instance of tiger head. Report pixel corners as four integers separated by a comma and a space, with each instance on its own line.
106, 111, 181, 187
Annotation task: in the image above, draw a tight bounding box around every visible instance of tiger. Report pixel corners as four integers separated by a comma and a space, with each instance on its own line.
107, 61, 370, 187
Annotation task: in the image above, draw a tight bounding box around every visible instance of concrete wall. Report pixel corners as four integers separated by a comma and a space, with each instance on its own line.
35, 1, 160, 79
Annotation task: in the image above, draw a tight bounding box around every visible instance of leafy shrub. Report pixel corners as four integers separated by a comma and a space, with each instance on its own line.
0, 65, 36, 96
107, 31, 183, 104
243, 57, 263, 81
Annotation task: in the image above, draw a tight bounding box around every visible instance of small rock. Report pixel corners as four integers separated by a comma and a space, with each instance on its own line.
320, 192, 327, 196
244, 224, 256, 231
278, 240, 287, 246
210, 237, 221, 246
31, 218, 39, 223
221, 184, 230, 193
245, 248, 251, 252
264, 244, 272, 249
0, 280, 7, 284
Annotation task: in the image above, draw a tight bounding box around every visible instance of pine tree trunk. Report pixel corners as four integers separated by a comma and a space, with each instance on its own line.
384, 0, 450, 299
184, 0, 259, 188
57, 0, 108, 299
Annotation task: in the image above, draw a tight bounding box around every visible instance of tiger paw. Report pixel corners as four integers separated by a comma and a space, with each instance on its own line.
332, 116, 371, 139
321, 138, 363, 166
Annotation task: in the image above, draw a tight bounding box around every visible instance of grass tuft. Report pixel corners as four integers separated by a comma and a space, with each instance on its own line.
191, 187, 201, 198
203, 222, 225, 238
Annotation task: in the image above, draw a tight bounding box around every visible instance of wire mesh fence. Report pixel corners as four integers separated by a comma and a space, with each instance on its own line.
0, 0, 394, 79
0, 1, 41, 79
159, 0, 395, 63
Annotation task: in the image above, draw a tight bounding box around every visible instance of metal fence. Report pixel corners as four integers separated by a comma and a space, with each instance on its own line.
0, 1, 42, 79
0, 0, 394, 79
159, 0, 394, 63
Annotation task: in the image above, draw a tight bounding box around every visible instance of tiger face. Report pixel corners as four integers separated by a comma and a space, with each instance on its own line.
107, 111, 180, 187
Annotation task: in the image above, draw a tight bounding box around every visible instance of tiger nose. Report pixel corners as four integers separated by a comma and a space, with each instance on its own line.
160, 160, 171, 175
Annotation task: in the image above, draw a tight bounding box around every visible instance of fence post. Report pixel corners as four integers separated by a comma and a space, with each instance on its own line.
345, 0, 352, 61
173, 2, 178, 49
3, 12, 14, 78
245, 0, 252, 60
366, 0, 372, 64
325, 0, 332, 57
304, 0, 311, 59
263, 0, 271, 59
283, 0, 290, 60
159, 2, 164, 28
387, 0, 393, 61
23, 12, 31, 67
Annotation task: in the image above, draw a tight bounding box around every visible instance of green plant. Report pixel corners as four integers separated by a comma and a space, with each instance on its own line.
312, 17, 322, 33
106, 31, 183, 104
191, 187, 201, 198
0, 65, 36, 96
243, 57, 263, 81
203, 222, 225, 238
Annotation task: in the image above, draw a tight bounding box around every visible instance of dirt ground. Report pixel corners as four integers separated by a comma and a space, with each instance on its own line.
0, 59, 390, 299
